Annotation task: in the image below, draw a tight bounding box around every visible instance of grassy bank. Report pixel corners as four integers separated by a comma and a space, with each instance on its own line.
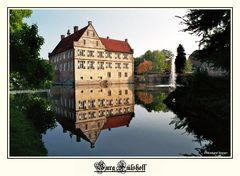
10, 102, 47, 156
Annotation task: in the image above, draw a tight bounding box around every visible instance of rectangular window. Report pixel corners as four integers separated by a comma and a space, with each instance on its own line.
99, 99, 105, 107
125, 72, 128, 77
125, 98, 129, 104
79, 113, 87, 120
87, 50, 94, 57
109, 100, 113, 106
78, 49, 85, 56
78, 61, 85, 69
64, 63, 66, 71
106, 52, 112, 58
98, 51, 104, 58
98, 62, 104, 69
88, 100, 95, 109
107, 72, 111, 78
88, 61, 95, 69
99, 110, 105, 117
119, 90, 122, 95
96, 41, 99, 46
118, 108, 122, 113
125, 90, 128, 94
115, 63, 121, 69
105, 62, 112, 68
79, 101, 86, 109
123, 54, 128, 59
123, 63, 129, 69
118, 72, 121, 78
83, 39, 86, 45
108, 90, 111, 96
68, 51, 71, 58
89, 112, 96, 119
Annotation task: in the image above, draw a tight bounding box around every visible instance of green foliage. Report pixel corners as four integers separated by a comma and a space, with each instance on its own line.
26, 97, 56, 134
10, 9, 32, 33
135, 50, 169, 73
160, 49, 174, 60
10, 95, 50, 156
135, 90, 169, 112
175, 44, 187, 74
183, 59, 192, 73
10, 10, 53, 89
179, 10, 230, 71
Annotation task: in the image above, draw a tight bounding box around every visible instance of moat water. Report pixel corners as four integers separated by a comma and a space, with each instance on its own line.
10, 84, 230, 156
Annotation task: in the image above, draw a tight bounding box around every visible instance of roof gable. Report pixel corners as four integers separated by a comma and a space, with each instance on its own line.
49, 25, 88, 56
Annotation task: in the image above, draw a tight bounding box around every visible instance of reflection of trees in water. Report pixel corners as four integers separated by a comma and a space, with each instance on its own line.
165, 74, 230, 156
11, 93, 56, 134
135, 89, 169, 112
137, 92, 153, 104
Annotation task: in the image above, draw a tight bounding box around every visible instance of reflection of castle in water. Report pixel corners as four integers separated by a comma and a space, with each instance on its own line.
50, 84, 135, 148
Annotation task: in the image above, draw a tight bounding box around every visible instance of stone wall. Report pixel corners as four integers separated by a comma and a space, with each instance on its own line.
134, 74, 170, 84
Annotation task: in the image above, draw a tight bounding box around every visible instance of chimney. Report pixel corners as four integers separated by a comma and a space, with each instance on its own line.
125, 38, 128, 42
107, 36, 109, 39
61, 35, 65, 40
88, 21, 92, 25
74, 26, 78, 33
67, 29, 70, 36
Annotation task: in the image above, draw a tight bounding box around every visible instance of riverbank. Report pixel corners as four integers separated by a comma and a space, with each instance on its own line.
10, 99, 47, 156
164, 73, 230, 156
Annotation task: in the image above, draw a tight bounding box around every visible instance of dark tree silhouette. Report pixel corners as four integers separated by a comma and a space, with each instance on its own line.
178, 10, 230, 71
175, 44, 186, 74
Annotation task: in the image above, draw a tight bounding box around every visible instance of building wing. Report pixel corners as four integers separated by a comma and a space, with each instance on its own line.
99, 37, 133, 54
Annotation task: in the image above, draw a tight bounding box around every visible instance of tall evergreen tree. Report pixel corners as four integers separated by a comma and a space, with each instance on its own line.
175, 44, 186, 74
178, 10, 230, 71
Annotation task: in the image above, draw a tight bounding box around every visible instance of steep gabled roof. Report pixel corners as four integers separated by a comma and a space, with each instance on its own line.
49, 25, 134, 57
99, 37, 133, 54
49, 25, 88, 56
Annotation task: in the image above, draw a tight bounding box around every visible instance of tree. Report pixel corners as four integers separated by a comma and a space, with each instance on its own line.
175, 44, 187, 74
141, 50, 166, 73
161, 49, 174, 60
183, 59, 192, 73
134, 49, 174, 74
10, 10, 32, 33
137, 59, 153, 74
178, 10, 230, 71
137, 92, 153, 104
10, 10, 53, 89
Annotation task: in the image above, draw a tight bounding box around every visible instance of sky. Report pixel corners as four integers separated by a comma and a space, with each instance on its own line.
25, 9, 201, 59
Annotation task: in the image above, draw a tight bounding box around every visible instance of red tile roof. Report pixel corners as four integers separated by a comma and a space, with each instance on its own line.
49, 25, 133, 56
102, 114, 133, 129
99, 37, 133, 54
49, 26, 88, 56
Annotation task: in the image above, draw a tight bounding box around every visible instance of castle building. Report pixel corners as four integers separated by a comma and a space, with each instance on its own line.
49, 21, 134, 85
50, 84, 135, 148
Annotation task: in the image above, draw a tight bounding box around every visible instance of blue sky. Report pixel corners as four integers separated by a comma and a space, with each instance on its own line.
25, 9, 201, 59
